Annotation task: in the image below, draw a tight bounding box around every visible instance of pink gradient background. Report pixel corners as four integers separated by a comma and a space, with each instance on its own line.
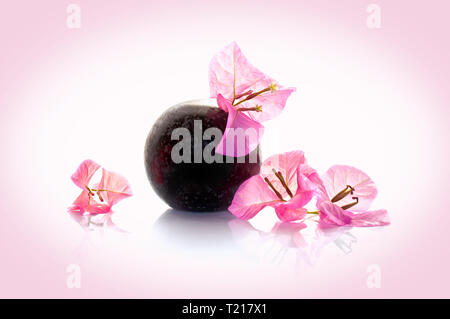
1, 0, 449, 298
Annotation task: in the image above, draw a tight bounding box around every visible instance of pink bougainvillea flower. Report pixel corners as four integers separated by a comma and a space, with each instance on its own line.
229, 151, 323, 222
68, 159, 132, 215
316, 165, 390, 227
209, 42, 296, 157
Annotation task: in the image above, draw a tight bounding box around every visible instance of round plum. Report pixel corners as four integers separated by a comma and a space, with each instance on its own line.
144, 99, 261, 212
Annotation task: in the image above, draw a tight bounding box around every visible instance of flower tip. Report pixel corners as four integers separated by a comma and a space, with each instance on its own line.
270, 83, 278, 91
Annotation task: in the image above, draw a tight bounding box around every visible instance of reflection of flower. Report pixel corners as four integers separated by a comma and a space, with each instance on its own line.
209, 42, 295, 157
69, 210, 126, 232
228, 151, 323, 222
316, 223, 357, 255
317, 165, 390, 227
69, 211, 128, 256
69, 159, 132, 215
228, 219, 355, 267
271, 222, 307, 248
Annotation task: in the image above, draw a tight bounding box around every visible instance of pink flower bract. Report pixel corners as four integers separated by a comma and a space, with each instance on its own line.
214, 94, 264, 158
317, 165, 390, 227
228, 151, 322, 222
209, 42, 295, 157
68, 160, 132, 215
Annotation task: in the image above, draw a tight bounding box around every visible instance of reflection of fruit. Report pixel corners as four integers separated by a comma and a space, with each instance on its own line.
144, 99, 261, 212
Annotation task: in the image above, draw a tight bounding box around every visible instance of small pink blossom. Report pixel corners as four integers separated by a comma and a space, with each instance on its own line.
68, 159, 132, 215
316, 165, 390, 227
228, 151, 322, 222
209, 42, 295, 157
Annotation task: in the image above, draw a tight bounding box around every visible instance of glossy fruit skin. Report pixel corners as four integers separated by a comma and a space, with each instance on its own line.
145, 99, 261, 212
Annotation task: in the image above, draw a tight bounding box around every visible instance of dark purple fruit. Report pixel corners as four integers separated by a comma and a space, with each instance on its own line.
144, 99, 261, 212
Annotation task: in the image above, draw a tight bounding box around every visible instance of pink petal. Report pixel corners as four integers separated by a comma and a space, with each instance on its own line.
318, 201, 390, 227
209, 42, 267, 101
215, 94, 264, 157
209, 43, 295, 126
68, 191, 111, 215
70, 159, 100, 190
272, 165, 325, 223
296, 164, 324, 195
347, 209, 390, 227
273, 164, 321, 222
216, 92, 233, 112
274, 194, 309, 222
241, 86, 296, 122
318, 201, 352, 226
97, 168, 133, 207
261, 150, 307, 198
68, 191, 89, 214
228, 174, 281, 220
320, 165, 378, 211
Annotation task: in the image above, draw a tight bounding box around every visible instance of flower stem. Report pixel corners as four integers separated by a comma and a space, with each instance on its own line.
331, 185, 354, 203
264, 177, 285, 201
236, 106, 262, 112
233, 86, 273, 106
91, 188, 122, 194
340, 197, 359, 210
234, 90, 253, 100
85, 185, 95, 196
272, 169, 293, 198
